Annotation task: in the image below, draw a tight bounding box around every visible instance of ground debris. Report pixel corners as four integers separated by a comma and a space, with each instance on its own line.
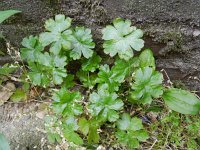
0, 82, 15, 105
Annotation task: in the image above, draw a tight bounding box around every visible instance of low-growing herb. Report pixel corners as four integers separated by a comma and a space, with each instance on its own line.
19, 15, 200, 149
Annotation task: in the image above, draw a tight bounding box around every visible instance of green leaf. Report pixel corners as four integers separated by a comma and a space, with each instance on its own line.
52, 88, 83, 116
47, 132, 55, 143
65, 116, 79, 131
97, 65, 120, 92
26, 52, 67, 87
163, 88, 200, 115
22, 82, 30, 92
116, 114, 148, 149
63, 126, 83, 145
117, 113, 131, 130
0, 64, 18, 76
0, 50, 5, 56
47, 132, 58, 144
116, 130, 140, 149
102, 18, 144, 60
97, 57, 139, 92
107, 110, 120, 122
78, 118, 90, 136
62, 116, 83, 145
81, 53, 102, 72
37, 52, 52, 67
117, 113, 143, 131
0, 10, 21, 23
61, 74, 75, 89
130, 67, 163, 104
139, 49, 155, 69
53, 55, 67, 68
88, 86, 123, 122
129, 117, 144, 131
10, 89, 27, 102
20, 36, 43, 62
39, 14, 72, 55
52, 68, 67, 85
78, 117, 101, 144
77, 70, 97, 89
88, 125, 100, 144
134, 130, 149, 142
28, 62, 51, 87
45, 14, 72, 32
69, 27, 95, 60
0, 133, 10, 150
111, 57, 139, 83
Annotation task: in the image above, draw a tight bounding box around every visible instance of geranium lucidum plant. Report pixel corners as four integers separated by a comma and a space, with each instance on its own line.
20, 15, 200, 149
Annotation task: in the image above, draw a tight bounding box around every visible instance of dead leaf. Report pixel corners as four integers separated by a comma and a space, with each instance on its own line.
0, 82, 16, 105
36, 110, 48, 119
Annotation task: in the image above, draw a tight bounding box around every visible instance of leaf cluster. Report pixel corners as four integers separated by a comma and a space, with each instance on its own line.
20, 15, 200, 149
20, 15, 95, 87
116, 113, 149, 149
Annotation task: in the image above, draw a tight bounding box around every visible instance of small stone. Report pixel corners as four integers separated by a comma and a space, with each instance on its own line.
193, 29, 200, 37
36, 110, 47, 119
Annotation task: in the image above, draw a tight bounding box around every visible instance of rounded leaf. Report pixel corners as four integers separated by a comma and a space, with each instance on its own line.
139, 49, 155, 69
163, 88, 200, 115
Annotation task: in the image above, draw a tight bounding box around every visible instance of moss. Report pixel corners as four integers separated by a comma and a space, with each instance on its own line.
173, 80, 188, 90
162, 32, 182, 45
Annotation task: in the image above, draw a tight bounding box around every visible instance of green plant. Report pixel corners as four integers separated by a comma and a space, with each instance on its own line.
88, 85, 124, 122
0, 10, 21, 24
21, 36, 67, 86
163, 88, 200, 115
20, 15, 200, 149
130, 66, 163, 104
150, 111, 200, 149
116, 113, 149, 149
102, 18, 144, 60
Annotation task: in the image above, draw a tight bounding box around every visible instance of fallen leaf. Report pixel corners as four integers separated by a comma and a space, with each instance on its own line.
0, 82, 15, 105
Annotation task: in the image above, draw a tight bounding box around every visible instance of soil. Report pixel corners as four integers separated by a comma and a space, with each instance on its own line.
0, 0, 200, 149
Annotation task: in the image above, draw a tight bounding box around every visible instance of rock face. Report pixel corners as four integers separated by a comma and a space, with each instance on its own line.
0, 0, 200, 149
0, 102, 48, 150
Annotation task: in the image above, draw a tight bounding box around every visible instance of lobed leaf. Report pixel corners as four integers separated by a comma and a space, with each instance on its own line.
116, 114, 149, 149
20, 36, 43, 62
130, 67, 163, 104
81, 53, 102, 72
102, 18, 144, 60
76, 70, 98, 89
88, 86, 123, 122
52, 88, 83, 116
39, 14, 72, 55
69, 27, 95, 60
